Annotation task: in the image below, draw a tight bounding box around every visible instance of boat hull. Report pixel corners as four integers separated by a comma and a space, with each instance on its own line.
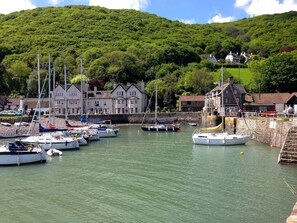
192, 133, 250, 146
141, 125, 181, 132
0, 151, 46, 166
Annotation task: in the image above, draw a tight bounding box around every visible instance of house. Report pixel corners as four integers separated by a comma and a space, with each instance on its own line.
206, 54, 217, 63
225, 51, 240, 63
246, 92, 297, 113
178, 95, 205, 112
204, 76, 247, 116
111, 82, 147, 114
52, 84, 80, 116
6, 97, 49, 114
87, 90, 113, 115
51, 81, 147, 115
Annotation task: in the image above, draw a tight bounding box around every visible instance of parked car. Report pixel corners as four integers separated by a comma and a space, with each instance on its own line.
261, 111, 278, 117
0, 110, 22, 116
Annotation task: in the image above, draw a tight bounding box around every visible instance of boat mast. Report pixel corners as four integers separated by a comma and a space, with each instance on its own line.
38, 54, 41, 123
52, 64, 56, 125
80, 58, 84, 116
48, 54, 52, 125
64, 65, 68, 121
221, 66, 225, 127
155, 84, 158, 124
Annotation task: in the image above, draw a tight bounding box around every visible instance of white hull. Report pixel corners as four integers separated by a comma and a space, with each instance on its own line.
97, 129, 117, 138
21, 134, 79, 151
0, 153, 46, 165
192, 132, 250, 146
0, 143, 46, 166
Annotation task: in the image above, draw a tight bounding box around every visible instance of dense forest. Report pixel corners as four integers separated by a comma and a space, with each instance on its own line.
0, 6, 296, 109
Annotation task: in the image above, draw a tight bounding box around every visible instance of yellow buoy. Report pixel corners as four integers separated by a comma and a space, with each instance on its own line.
240, 151, 244, 156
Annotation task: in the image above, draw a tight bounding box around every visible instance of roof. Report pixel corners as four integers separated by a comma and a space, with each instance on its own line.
179, 95, 205, 102
8, 98, 49, 108
251, 93, 297, 104
88, 91, 112, 99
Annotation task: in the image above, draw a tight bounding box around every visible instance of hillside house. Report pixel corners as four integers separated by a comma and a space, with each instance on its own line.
178, 95, 205, 111
206, 54, 217, 63
225, 51, 240, 63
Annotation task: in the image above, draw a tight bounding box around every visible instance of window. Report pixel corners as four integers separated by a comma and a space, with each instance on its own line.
130, 91, 136, 96
117, 91, 123, 96
135, 108, 138, 113
131, 100, 134, 104
117, 108, 121, 114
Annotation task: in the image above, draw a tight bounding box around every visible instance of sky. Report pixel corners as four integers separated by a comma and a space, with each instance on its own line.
0, 0, 296, 24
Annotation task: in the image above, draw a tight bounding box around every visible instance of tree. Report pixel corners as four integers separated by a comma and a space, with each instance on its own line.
88, 51, 144, 84
181, 69, 215, 95
261, 52, 297, 93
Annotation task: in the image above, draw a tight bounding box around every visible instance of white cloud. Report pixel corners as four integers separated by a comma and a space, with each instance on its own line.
0, 0, 36, 14
235, 0, 297, 16
48, 0, 63, 5
89, 0, 150, 10
179, 19, 196, 24
208, 13, 235, 23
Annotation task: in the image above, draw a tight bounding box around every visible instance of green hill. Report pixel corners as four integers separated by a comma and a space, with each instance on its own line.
0, 5, 296, 98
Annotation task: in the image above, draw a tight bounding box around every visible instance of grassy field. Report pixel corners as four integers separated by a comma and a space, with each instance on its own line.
211, 67, 253, 86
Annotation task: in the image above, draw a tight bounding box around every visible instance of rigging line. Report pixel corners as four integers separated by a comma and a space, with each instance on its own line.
283, 177, 297, 196
229, 82, 252, 135
141, 93, 154, 125
28, 70, 49, 134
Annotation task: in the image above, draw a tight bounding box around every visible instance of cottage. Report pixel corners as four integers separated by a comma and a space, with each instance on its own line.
178, 95, 205, 112
225, 51, 240, 63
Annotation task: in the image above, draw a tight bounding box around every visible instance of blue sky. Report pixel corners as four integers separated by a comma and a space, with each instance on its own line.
0, 0, 296, 24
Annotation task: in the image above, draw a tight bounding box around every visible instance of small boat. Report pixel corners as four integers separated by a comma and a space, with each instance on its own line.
0, 141, 46, 166
47, 148, 62, 156
141, 124, 181, 132
0, 122, 12, 126
141, 84, 181, 132
188, 123, 197, 126
88, 124, 118, 137
21, 132, 80, 151
192, 131, 250, 146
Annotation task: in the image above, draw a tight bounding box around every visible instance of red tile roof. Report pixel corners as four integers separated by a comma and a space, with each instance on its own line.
179, 95, 205, 102
251, 93, 297, 104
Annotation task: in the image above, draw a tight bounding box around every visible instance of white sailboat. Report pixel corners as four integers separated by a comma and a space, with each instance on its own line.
141, 84, 181, 132
0, 140, 46, 166
192, 67, 250, 145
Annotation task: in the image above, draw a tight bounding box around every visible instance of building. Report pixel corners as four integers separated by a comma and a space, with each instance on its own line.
225, 51, 240, 63
204, 76, 247, 116
111, 82, 147, 114
51, 81, 147, 116
246, 92, 297, 113
178, 95, 205, 112
206, 54, 217, 63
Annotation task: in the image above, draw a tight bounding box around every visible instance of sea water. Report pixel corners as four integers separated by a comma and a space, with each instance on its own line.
0, 125, 296, 223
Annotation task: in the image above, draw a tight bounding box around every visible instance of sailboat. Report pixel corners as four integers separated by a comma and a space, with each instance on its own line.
141, 84, 181, 132
192, 67, 250, 145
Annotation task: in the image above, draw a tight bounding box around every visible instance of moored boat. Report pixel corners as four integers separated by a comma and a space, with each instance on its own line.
0, 140, 46, 166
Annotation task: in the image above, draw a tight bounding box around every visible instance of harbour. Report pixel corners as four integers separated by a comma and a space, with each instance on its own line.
0, 125, 296, 223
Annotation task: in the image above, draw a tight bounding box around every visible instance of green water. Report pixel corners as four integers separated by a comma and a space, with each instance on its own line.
0, 125, 296, 223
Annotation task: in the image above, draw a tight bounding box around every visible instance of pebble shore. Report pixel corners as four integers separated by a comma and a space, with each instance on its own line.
0, 117, 80, 137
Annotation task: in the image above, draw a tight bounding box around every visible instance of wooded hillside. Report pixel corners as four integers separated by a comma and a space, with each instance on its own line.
0, 6, 296, 108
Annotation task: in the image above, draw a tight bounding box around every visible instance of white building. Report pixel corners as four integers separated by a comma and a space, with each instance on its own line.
111, 82, 147, 114
225, 51, 240, 63
52, 81, 147, 115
